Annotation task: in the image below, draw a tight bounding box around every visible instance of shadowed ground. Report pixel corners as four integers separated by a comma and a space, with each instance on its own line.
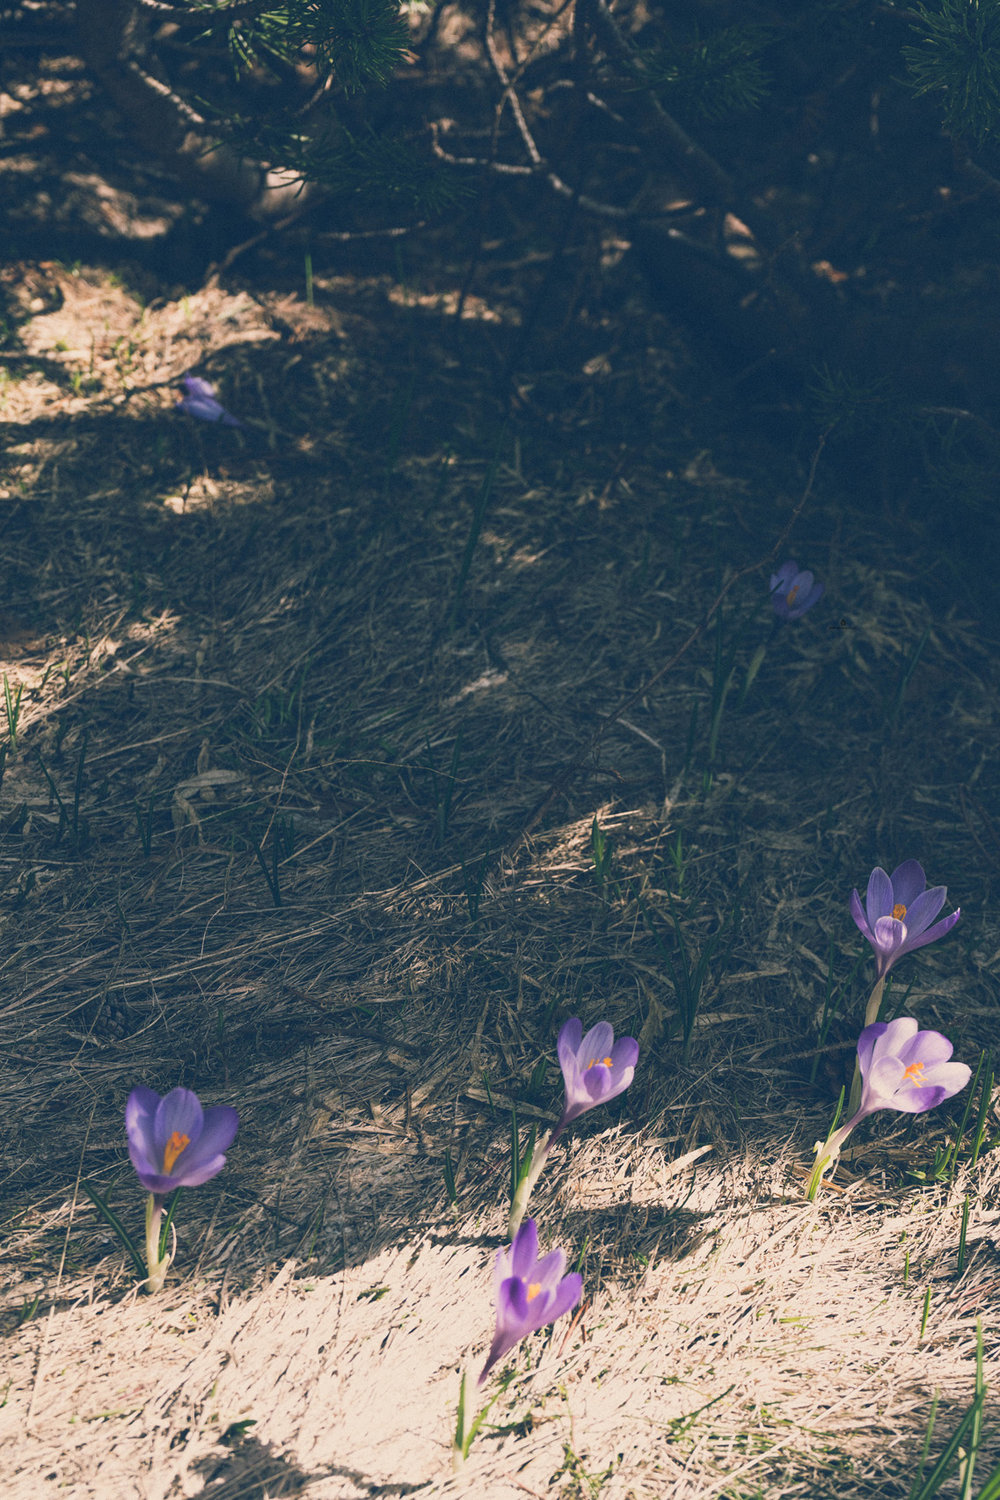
1, 65, 1000, 1495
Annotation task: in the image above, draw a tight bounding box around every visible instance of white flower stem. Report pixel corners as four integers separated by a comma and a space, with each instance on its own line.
847, 978, 885, 1117
143, 1193, 172, 1294
507, 1128, 556, 1239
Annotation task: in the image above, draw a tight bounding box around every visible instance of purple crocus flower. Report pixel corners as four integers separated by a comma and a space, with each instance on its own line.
126, 1086, 239, 1194
850, 860, 961, 981
770, 560, 824, 621
176, 375, 244, 428
507, 1017, 640, 1239
852, 1018, 972, 1118
478, 1218, 583, 1386
810, 1018, 971, 1197
553, 1017, 639, 1138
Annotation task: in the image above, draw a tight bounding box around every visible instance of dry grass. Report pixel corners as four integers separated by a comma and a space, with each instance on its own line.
1, 246, 999, 1500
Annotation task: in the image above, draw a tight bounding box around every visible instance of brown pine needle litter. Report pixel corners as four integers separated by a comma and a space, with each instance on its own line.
1, 258, 999, 1500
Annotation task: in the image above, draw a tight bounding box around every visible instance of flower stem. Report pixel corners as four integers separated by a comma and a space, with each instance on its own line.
143, 1193, 171, 1294
507, 1128, 556, 1239
846, 978, 885, 1116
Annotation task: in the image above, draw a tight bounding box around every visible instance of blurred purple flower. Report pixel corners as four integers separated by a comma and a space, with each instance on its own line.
554, 1017, 639, 1136
770, 560, 824, 621
126, 1085, 239, 1194
176, 375, 244, 428
478, 1218, 583, 1386
850, 860, 960, 980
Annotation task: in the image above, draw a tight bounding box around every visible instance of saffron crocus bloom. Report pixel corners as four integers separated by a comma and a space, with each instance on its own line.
809, 1018, 971, 1198
478, 1218, 583, 1386
176, 375, 244, 427
769, 560, 824, 621
850, 860, 961, 982
126, 1086, 239, 1194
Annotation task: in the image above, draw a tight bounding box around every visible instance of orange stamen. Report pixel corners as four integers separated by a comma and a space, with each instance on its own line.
527, 1282, 541, 1301
586, 1056, 613, 1070
903, 1061, 925, 1085
163, 1131, 190, 1174
786, 584, 800, 605
892, 902, 907, 921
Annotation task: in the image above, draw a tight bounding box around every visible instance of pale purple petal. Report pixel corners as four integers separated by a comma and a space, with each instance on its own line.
872, 915, 908, 973
900, 909, 961, 956
153, 1089, 204, 1165
125, 1086, 160, 1171
870, 1016, 919, 1058
509, 1218, 539, 1281
578, 1022, 615, 1070
897, 1028, 953, 1069
170, 1106, 239, 1183
557, 1017, 584, 1072
531, 1247, 568, 1287
770, 561, 798, 593
612, 1036, 640, 1071
900, 885, 947, 937
855, 1022, 886, 1078
866, 867, 894, 923
182, 376, 217, 400
535, 1272, 583, 1329
889, 860, 926, 909
850, 887, 874, 942
922, 1061, 973, 1095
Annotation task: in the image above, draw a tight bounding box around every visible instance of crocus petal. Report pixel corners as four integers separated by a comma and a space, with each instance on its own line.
770, 561, 798, 593
865, 867, 894, 923
556, 1017, 584, 1071
800, 581, 824, 613
899, 885, 947, 938
501, 1275, 531, 1325
166, 1106, 239, 1185
872, 915, 908, 971
531, 1247, 568, 1287
582, 1063, 615, 1103
899, 909, 961, 956
509, 1218, 539, 1281
850, 887, 875, 943
153, 1089, 205, 1167
856, 1021, 888, 1078
869, 1016, 920, 1057
611, 1036, 640, 1072
896, 1027, 954, 1069
888, 860, 926, 909
534, 1272, 583, 1329
578, 1021, 615, 1070
182, 376, 217, 400
126, 1089, 164, 1183
178, 396, 223, 420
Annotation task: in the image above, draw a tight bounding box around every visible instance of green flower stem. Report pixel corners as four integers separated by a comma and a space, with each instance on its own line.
807, 1128, 847, 1201
847, 977, 885, 1117
452, 1368, 503, 1472
143, 1192, 172, 1294
507, 1128, 556, 1240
